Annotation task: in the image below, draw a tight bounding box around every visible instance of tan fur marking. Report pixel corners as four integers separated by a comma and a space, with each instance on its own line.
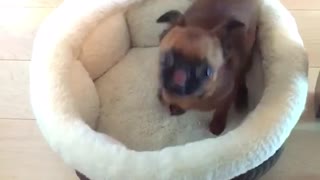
202, 37, 225, 97
160, 27, 209, 61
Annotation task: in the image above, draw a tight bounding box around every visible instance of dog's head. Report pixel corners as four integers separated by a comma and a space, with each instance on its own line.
157, 10, 245, 99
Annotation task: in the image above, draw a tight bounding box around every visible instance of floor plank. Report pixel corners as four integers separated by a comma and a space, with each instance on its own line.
262, 129, 320, 180
308, 68, 319, 93
0, 61, 34, 119
0, 0, 319, 10
292, 10, 320, 67
0, 119, 77, 180
0, 0, 62, 7
282, 0, 320, 10
0, 7, 54, 60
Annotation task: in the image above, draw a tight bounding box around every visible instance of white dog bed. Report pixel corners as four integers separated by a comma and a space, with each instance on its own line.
30, 0, 308, 179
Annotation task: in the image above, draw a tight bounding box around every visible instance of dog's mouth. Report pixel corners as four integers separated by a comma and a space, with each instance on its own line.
161, 68, 210, 97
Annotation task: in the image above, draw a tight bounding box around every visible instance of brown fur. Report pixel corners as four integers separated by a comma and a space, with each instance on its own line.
157, 0, 259, 135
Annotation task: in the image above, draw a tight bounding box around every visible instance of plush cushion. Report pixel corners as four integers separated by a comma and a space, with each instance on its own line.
95, 47, 265, 151
30, 0, 308, 179
126, 0, 193, 47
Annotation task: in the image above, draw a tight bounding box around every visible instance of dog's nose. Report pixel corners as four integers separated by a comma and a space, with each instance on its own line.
172, 69, 187, 87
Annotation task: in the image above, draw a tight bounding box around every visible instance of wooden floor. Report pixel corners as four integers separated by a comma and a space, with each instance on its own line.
0, 0, 319, 179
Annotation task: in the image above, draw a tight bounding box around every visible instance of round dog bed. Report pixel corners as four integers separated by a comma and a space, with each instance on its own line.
30, 0, 308, 179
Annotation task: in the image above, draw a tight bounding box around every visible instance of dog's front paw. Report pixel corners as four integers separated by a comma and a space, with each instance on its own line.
209, 122, 224, 136
235, 84, 249, 112
169, 105, 186, 116
209, 112, 227, 136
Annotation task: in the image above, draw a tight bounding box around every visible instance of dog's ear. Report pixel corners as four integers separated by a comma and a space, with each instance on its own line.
156, 10, 185, 26
211, 19, 245, 60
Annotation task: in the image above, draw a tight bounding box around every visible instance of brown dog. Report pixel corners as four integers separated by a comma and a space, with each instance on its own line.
157, 0, 259, 135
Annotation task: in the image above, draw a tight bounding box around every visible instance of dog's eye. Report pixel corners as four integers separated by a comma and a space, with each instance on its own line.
206, 66, 213, 77
161, 53, 174, 68
196, 64, 213, 78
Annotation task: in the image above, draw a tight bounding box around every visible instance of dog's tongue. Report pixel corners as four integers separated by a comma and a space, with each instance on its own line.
173, 69, 187, 86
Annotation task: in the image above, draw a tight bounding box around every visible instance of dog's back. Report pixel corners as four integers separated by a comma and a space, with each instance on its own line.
184, 0, 259, 30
